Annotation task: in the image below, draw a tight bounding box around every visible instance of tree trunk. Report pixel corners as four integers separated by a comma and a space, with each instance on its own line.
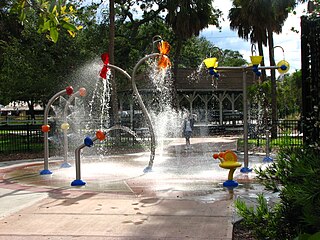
257, 40, 266, 82
27, 100, 35, 120
172, 38, 182, 110
267, 29, 277, 139
109, 0, 119, 125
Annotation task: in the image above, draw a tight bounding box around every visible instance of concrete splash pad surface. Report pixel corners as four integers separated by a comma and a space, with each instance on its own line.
0, 137, 269, 239
2, 137, 265, 201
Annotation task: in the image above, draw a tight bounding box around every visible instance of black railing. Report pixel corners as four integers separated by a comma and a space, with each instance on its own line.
301, 16, 320, 146
249, 119, 303, 148
0, 119, 303, 154
0, 124, 43, 154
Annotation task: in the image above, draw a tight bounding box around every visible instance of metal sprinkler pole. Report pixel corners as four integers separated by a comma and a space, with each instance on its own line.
214, 65, 283, 172
242, 67, 250, 171
108, 53, 161, 172
62, 91, 80, 167
106, 62, 157, 172
131, 53, 161, 172
41, 89, 68, 174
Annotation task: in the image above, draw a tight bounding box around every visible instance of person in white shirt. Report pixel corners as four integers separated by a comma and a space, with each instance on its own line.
183, 113, 195, 149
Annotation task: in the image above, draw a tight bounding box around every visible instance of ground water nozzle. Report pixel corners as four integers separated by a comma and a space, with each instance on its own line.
213, 150, 242, 187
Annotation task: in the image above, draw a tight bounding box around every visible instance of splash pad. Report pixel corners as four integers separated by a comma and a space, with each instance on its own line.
30, 37, 288, 192
38, 36, 178, 187
2, 137, 266, 202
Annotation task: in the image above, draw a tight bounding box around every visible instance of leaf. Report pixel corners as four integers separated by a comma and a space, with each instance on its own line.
294, 233, 311, 240
61, 5, 67, 14
49, 1, 56, 12
43, 20, 51, 31
67, 30, 76, 38
19, 11, 26, 22
61, 21, 78, 31
50, 27, 59, 43
309, 232, 320, 240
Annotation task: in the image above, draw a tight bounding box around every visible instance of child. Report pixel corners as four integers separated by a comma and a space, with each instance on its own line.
183, 113, 195, 149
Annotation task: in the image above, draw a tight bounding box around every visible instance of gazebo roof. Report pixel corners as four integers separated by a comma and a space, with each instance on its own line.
175, 68, 255, 92
119, 67, 256, 92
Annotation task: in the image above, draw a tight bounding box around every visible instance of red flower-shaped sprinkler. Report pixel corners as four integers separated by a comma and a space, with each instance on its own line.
100, 53, 110, 79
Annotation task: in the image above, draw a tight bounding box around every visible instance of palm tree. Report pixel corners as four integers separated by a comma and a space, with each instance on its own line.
229, 0, 296, 138
229, 0, 270, 80
165, 0, 221, 109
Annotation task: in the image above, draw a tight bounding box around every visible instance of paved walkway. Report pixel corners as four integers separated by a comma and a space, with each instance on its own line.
0, 137, 262, 239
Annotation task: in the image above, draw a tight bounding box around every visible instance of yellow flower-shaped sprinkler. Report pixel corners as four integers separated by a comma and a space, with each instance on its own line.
213, 150, 242, 187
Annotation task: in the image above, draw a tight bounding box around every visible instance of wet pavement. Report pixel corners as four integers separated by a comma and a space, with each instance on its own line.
0, 137, 272, 239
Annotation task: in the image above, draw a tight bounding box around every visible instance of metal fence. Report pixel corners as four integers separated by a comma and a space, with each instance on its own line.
301, 16, 320, 146
249, 119, 302, 148
0, 124, 43, 154
0, 119, 303, 154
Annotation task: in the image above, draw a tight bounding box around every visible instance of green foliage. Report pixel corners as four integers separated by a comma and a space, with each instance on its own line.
10, 0, 83, 43
248, 70, 302, 121
178, 37, 247, 69
0, 4, 105, 106
236, 147, 320, 239
277, 70, 302, 119
166, 0, 221, 40
235, 194, 282, 239
295, 231, 320, 240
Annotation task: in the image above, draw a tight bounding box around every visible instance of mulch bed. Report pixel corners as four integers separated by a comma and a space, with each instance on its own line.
233, 220, 256, 240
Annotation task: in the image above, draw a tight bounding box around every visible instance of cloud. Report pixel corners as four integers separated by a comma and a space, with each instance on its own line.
201, 0, 307, 74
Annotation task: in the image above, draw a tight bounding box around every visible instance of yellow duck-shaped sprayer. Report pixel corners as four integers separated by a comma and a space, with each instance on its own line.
213, 150, 242, 187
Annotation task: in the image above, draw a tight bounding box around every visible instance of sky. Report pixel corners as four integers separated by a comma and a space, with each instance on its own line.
200, 0, 308, 74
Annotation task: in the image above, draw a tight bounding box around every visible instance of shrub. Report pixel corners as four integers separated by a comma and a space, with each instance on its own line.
235, 147, 320, 239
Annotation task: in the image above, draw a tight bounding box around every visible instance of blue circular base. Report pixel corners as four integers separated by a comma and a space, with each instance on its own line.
40, 169, 53, 175
223, 180, 239, 188
263, 156, 273, 163
60, 162, 72, 168
71, 179, 86, 186
143, 166, 152, 173
240, 167, 252, 173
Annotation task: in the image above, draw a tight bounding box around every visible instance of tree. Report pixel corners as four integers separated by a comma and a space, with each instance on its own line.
108, 0, 222, 108
229, 0, 296, 138
179, 36, 247, 68
9, 0, 83, 43
0, 0, 23, 66
0, 5, 104, 119
277, 70, 302, 119
229, 0, 268, 80
165, 0, 221, 108
109, 0, 119, 125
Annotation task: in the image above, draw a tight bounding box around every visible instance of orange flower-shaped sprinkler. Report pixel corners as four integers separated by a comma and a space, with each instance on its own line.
213, 150, 242, 187
157, 40, 171, 69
